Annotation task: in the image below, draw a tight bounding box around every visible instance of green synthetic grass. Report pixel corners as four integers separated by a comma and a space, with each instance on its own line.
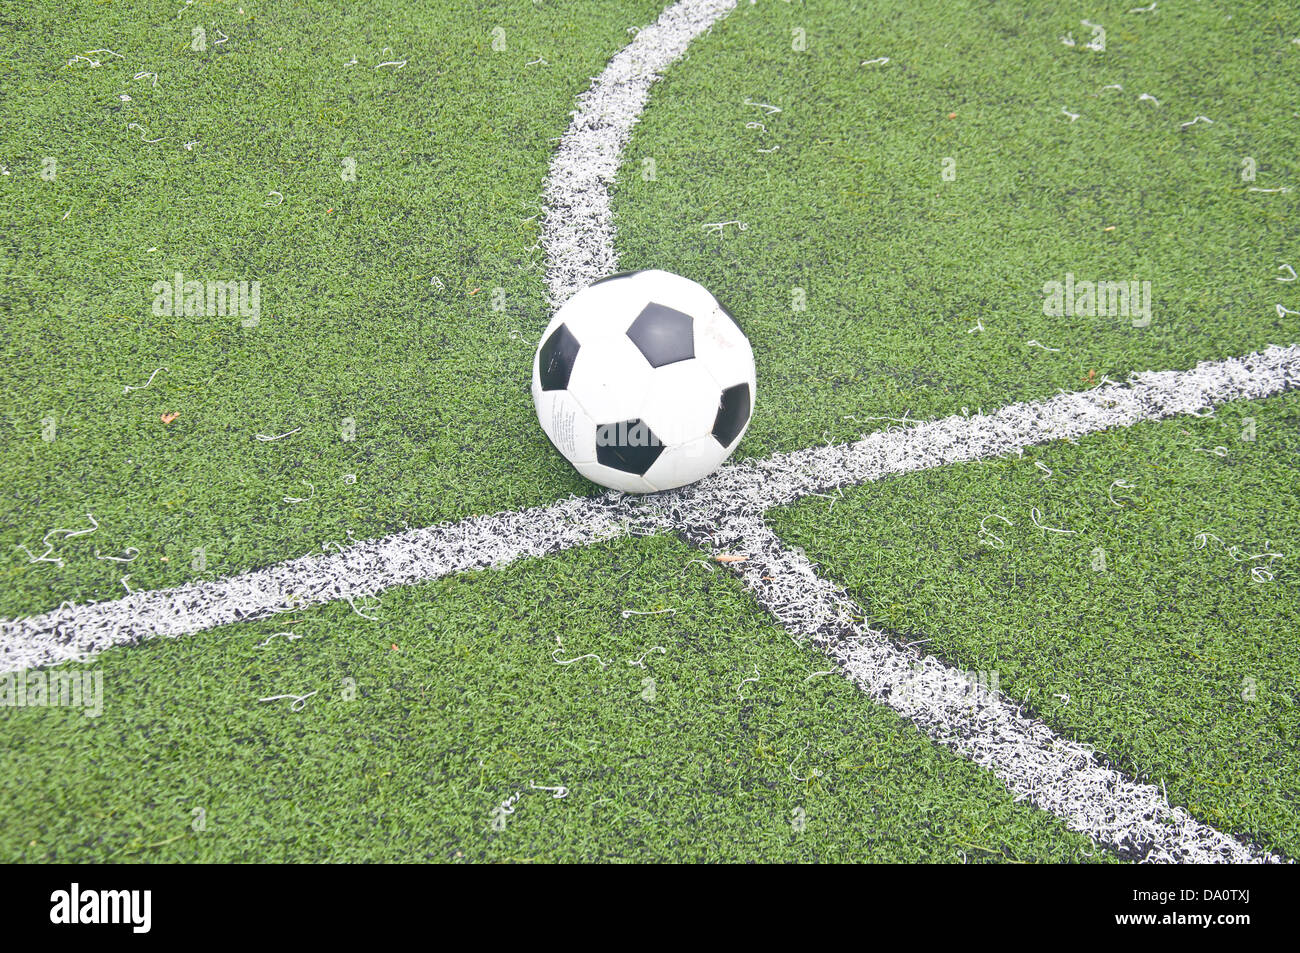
618, 0, 1300, 457
1, 0, 667, 617
772, 392, 1300, 858
0, 533, 1107, 862
2, 0, 1298, 861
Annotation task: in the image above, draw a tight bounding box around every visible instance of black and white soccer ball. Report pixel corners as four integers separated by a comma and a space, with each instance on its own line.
532, 270, 756, 493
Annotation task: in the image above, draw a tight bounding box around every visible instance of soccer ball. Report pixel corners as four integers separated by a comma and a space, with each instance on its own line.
532, 270, 756, 493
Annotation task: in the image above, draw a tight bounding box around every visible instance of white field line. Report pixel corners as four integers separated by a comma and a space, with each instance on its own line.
4, 345, 1298, 675
687, 515, 1279, 863
0, 497, 644, 673
663, 344, 1300, 512
540, 0, 737, 305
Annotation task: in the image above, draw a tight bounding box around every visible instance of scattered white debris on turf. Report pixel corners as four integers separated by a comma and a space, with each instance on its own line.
1029, 506, 1075, 535
17, 514, 101, 569
46, 514, 99, 542
978, 513, 1014, 549
620, 607, 675, 618
95, 548, 140, 563
64, 48, 124, 69
344, 593, 380, 620
529, 781, 569, 799
254, 426, 301, 442
16, 544, 64, 569
736, 664, 761, 699
1193, 532, 1284, 583
552, 649, 610, 669
126, 122, 164, 143
258, 690, 317, 712
257, 631, 301, 648
7, 0, 1296, 864
282, 481, 315, 505
627, 646, 666, 668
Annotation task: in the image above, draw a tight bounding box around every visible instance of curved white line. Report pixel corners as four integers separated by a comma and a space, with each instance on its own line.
540, 0, 737, 305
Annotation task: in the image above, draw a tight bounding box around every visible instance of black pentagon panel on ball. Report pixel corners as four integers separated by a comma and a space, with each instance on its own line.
589, 270, 644, 286
538, 323, 580, 391
595, 418, 665, 475
626, 302, 694, 368
711, 382, 752, 447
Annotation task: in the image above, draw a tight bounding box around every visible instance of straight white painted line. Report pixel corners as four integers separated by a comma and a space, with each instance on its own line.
541, 0, 737, 305
0, 496, 649, 673
690, 515, 1280, 863
681, 344, 1300, 512
5, 346, 1297, 676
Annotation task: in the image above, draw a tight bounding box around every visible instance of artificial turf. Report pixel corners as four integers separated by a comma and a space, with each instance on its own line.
2, 0, 1298, 861
617, 0, 1299, 458
773, 391, 1300, 858
1, 0, 668, 618
0, 533, 1107, 862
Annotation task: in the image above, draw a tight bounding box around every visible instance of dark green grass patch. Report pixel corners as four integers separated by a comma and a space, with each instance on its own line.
771, 391, 1300, 858
0, 533, 1105, 862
